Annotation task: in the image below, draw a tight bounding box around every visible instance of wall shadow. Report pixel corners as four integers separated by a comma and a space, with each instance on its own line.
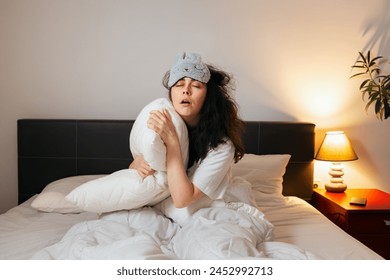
361, 0, 390, 59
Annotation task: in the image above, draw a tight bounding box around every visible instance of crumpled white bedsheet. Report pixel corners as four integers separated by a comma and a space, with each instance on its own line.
31, 202, 318, 260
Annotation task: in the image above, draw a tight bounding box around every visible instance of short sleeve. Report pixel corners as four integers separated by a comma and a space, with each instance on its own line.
188, 140, 235, 200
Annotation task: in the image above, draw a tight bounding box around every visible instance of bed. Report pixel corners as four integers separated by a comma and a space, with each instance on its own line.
0, 119, 383, 260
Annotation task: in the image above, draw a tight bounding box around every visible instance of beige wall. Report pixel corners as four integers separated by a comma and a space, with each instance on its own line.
1, 0, 389, 213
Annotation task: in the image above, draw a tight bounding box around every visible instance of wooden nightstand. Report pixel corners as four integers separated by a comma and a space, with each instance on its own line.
312, 188, 390, 259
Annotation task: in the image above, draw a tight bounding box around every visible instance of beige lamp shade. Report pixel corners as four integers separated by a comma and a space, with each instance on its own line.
315, 131, 358, 162
315, 131, 358, 192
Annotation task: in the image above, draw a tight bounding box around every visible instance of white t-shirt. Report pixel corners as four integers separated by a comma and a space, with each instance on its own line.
187, 139, 235, 200
156, 140, 235, 226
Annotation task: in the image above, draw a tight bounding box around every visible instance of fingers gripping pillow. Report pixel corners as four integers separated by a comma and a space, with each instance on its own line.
130, 97, 188, 171
66, 98, 189, 213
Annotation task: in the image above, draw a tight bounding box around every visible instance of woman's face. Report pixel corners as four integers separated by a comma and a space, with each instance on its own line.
170, 77, 207, 127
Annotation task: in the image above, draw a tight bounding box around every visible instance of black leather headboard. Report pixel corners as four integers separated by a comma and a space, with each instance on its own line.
17, 119, 315, 203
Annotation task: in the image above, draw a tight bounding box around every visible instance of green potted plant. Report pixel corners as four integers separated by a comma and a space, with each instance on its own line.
350, 51, 390, 120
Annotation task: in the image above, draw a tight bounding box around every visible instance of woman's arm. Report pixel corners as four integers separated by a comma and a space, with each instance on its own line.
148, 109, 204, 208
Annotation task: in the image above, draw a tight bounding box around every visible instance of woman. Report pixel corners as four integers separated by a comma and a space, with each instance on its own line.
130, 52, 244, 209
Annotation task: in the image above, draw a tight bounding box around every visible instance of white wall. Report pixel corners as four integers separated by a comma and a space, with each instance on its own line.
1, 0, 389, 213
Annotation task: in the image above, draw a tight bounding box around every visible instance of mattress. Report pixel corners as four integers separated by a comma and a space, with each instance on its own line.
0, 192, 382, 260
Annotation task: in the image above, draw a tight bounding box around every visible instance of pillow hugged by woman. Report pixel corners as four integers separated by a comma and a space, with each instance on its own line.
130, 52, 245, 212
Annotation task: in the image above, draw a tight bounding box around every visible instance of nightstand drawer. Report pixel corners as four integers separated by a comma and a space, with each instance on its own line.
348, 213, 390, 234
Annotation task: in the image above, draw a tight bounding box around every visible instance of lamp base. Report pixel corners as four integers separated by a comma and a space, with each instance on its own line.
325, 183, 347, 193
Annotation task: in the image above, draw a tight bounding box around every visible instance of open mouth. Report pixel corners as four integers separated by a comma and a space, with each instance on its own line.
180, 99, 191, 104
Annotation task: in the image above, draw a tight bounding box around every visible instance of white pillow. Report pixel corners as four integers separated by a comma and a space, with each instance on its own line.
66, 169, 170, 213
224, 176, 258, 207
232, 154, 291, 195
130, 97, 188, 171
30, 175, 104, 213
66, 98, 189, 213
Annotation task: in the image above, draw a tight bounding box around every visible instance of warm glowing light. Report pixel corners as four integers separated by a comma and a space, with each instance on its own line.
300, 82, 345, 118
315, 131, 358, 162
315, 131, 358, 192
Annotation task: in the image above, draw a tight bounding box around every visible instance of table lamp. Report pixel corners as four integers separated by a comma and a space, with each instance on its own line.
315, 131, 358, 192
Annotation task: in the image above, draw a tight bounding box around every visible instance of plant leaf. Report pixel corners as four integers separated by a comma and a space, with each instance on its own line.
384, 99, 390, 119
353, 51, 390, 120
358, 52, 368, 65
350, 72, 367, 79
370, 56, 383, 64
375, 99, 382, 113
351, 65, 366, 69
365, 98, 376, 111
359, 79, 370, 89
371, 68, 380, 75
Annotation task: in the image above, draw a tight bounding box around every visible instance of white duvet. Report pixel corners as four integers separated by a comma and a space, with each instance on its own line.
31, 201, 318, 260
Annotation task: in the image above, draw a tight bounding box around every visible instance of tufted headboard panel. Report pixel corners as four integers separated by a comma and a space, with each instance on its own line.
17, 119, 315, 203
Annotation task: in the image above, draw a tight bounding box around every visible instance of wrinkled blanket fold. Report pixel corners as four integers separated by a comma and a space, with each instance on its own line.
32, 202, 318, 260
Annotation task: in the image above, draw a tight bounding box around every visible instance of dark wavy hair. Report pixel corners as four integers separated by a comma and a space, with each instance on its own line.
162, 64, 245, 165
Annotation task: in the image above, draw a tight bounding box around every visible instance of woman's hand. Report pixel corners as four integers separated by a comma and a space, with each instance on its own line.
147, 108, 204, 208
147, 109, 179, 147
129, 155, 155, 180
